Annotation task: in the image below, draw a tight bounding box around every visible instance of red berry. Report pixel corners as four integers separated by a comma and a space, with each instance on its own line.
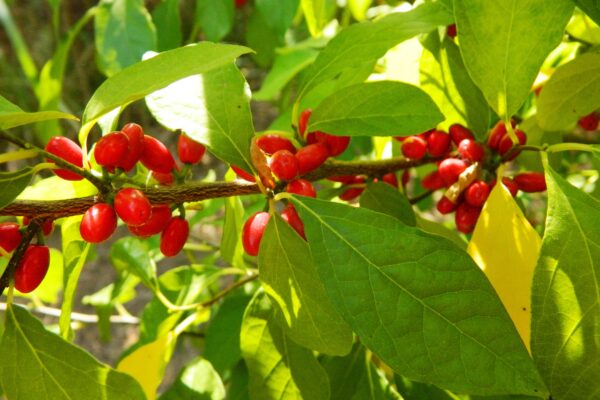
0, 223, 22, 254
140, 135, 176, 174
382, 173, 398, 188
339, 176, 365, 201
402, 136, 428, 160
152, 171, 175, 185
160, 217, 189, 257
457, 139, 485, 162
402, 170, 410, 187
449, 124, 474, 146
578, 112, 599, 131
129, 205, 172, 238
314, 132, 351, 157
436, 196, 457, 214
286, 179, 316, 197
298, 109, 312, 137
231, 165, 256, 182
242, 211, 270, 256
455, 203, 481, 234
178, 134, 206, 164
119, 123, 145, 172
94, 132, 129, 169
14, 245, 50, 293
45, 136, 84, 181
235, 0, 247, 8
422, 170, 446, 191
491, 177, 519, 197
514, 172, 546, 193
114, 188, 152, 226
327, 175, 356, 184
80, 203, 118, 243
256, 135, 296, 155
438, 158, 468, 186
296, 143, 329, 175
281, 206, 306, 239
465, 180, 490, 207
306, 132, 317, 145
447, 24, 457, 38
427, 130, 451, 157
270, 150, 300, 181
23, 217, 54, 236
498, 129, 527, 158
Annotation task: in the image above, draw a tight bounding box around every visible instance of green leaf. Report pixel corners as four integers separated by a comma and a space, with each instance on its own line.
536, 52, 600, 131
0, 304, 146, 400
256, 0, 299, 37
291, 196, 546, 396
574, 0, 600, 25
307, 81, 444, 137
395, 375, 459, 400
301, 0, 328, 37
246, 8, 283, 67
195, 0, 234, 42
204, 294, 252, 375
240, 291, 330, 400
360, 182, 416, 226
348, 0, 371, 21
259, 215, 353, 355
531, 163, 600, 400
0, 167, 36, 210
253, 49, 318, 101
420, 33, 492, 139
110, 237, 157, 289
415, 215, 467, 250
0, 94, 77, 130
227, 362, 250, 400
221, 196, 246, 269
454, 0, 574, 117
82, 42, 252, 124
94, 0, 157, 77
152, 0, 182, 51
297, 2, 452, 103
160, 357, 225, 400
145, 63, 254, 172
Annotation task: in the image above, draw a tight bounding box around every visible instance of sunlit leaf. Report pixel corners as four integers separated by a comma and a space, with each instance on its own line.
160, 357, 225, 400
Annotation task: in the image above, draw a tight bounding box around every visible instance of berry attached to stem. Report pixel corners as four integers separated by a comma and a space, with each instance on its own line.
14, 245, 50, 293
114, 188, 152, 226
160, 217, 189, 257
80, 203, 118, 243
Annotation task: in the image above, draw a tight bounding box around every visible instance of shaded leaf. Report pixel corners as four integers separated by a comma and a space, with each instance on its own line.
152, 0, 182, 51
0, 95, 77, 130
0, 167, 36, 210
160, 357, 225, 400
360, 182, 416, 226
256, 0, 299, 37
574, 0, 600, 25
110, 237, 157, 289
195, 0, 234, 43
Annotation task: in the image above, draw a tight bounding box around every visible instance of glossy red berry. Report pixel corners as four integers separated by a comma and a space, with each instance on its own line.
314, 132, 351, 157
382, 173, 398, 188
231, 165, 256, 182
286, 179, 316, 197
436, 196, 457, 214
449, 124, 474, 146
114, 188, 152, 226
152, 171, 175, 185
422, 170, 446, 191
129, 205, 172, 238
281, 205, 306, 239
514, 172, 547, 193
140, 135, 176, 174
23, 217, 54, 236
447, 24, 457, 38
0, 223, 22, 254
45, 136, 84, 181
492, 177, 519, 197
458, 139, 485, 162
242, 211, 270, 256
327, 175, 356, 184
401, 136, 427, 160
339, 176, 365, 201
80, 203, 118, 243
256, 134, 296, 155
427, 130, 451, 157
298, 109, 312, 138
296, 143, 330, 175
119, 123, 145, 172
270, 150, 300, 181
487, 121, 508, 150
465, 180, 490, 207
498, 129, 527, 158
178, 134, 206, 164
455, 203, 481, 234
160, 217, 189, 257
14, 245, 50, 293
438, 158, 468, 186
94, 131, 129, 169
578, 112, 599, 131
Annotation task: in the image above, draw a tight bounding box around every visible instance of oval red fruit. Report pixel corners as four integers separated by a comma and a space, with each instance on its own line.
401, 136, 427, 160
14, 245, 50, 293
80, 203, 118, 243
449, 124, 474, 146
497, 177, 519, 197
114, 188, 152, 226
45, 136, 84, 181
578, 112, 599, 131
160, 217, 189, 257
314, 132, 351, 157
270, 150, 300, 181
438, 158, 468, 186
178, 134, 206, 164
457, 139, 485, 162
23, 217, 54, 236
514, 172, 546, 193
487, 121, 507, 150
296, 143, 330, 175
498, 129, 527, 159
436, 196, 457, 214
95, 131, 129, 169
281, 206, 306, 239
455, 203, 481, 234
286, 179, 316, 197
447, 24, 457, 38
339, 176, 365, 201
129, 205, 172, 238
465, 180, 490, 207
256, 134, 296, 155
242, 211, 270, 256
140, 135, 176, 174
298, 109, 312, 137
422, 170, 446, 191
427, 130, 451, 157
0, 223, 22, 254
382, 173, 398, 188
119, 123, 145, 172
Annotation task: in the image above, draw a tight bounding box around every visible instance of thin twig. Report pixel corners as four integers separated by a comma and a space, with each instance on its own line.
0, 302, 139, 324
